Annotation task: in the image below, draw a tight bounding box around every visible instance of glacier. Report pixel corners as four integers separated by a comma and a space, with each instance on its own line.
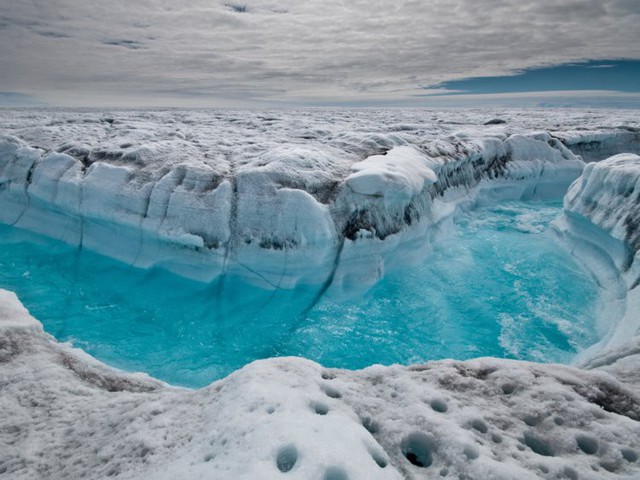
0, 108, 640, 479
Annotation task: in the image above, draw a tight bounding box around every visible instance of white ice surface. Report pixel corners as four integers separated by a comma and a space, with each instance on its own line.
1, 289, 639, 480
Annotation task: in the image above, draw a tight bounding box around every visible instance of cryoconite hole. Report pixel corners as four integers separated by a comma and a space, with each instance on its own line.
0, 201, 601, 387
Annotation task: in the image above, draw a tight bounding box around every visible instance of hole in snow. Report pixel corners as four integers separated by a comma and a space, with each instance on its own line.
622, 448, 638, 463
501, 383, 516, 395
430, 398, 448, 413
563, 466, 578, 480
439, 467, 449, 476
225, 3, 247, 13
523, 415, 539, 427
321, 385, 341, 399
366, 445, 388, 468
361, 416, 380, 435
524, 432, 554, 457
266, 406, 276, 414
600, 459, 619, 473
401, 432, 435, 468
312, 401, 329, 415
554, 416, 564, 426
323, 466, 348, 480
463, 444, 479, 460
471, 419, 488, 433
276, 445, 298, 473
576, 434, 598, 455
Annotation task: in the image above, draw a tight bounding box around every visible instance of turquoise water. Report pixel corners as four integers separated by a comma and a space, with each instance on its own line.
0, 201, 600, 387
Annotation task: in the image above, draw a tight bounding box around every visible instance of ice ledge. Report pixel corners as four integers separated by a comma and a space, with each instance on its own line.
551, 129, 640, 163
1, 289, 639, 480
0, 128, 588, 289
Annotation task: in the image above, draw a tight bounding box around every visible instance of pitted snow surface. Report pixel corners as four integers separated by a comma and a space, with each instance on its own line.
1, 290, 640, 480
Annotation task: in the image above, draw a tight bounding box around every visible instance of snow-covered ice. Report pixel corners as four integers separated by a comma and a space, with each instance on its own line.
1, 289, 640, 480
1, 108, 640, 479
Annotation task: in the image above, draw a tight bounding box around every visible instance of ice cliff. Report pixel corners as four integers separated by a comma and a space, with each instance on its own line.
554, 153, 640, 385
2, 109, 636, 290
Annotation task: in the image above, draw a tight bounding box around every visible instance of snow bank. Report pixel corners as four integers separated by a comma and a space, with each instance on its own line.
346, 146, 437, 199
1, 289, 639, 480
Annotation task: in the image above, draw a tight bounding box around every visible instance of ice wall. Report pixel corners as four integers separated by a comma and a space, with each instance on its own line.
1, 109, 637, 294
552, 128, 640, 163
553, 154, 640, 378
0, 122, 590, 290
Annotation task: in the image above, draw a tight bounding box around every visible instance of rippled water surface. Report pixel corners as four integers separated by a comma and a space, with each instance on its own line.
0, 201, 600, 387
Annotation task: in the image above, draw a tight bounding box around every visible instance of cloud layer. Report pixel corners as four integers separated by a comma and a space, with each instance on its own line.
1, 0, 639, 106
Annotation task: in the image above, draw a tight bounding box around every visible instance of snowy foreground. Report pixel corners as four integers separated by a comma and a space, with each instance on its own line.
0, 290, 639, 480
1, 108, 640, 479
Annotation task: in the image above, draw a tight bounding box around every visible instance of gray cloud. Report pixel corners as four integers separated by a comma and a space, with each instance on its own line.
102, 39, 147, 50
0, 0, 638, 106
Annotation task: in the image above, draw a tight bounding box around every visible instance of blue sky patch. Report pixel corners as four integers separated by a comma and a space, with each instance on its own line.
422, 60, 640, 95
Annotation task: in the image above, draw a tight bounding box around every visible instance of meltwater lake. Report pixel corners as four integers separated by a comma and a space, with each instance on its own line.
0, 200, 600, 388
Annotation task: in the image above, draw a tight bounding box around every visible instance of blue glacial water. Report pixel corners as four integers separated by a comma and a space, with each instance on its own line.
0, 200, 600, 388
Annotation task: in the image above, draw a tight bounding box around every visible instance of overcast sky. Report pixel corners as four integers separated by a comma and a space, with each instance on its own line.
1, 0, 639, 107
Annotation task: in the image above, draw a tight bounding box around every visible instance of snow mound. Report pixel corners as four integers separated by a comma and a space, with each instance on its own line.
346, 146, 437, 199
1, 290, 639, 480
